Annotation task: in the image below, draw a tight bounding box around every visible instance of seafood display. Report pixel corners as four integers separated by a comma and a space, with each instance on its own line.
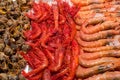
75, 0, 120, 80
20, 1, 80, 80
0, 0, 31, 79
1, 0, 120, 80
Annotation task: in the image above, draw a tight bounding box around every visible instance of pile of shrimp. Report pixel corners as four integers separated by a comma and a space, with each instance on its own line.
73, 0, 120, 80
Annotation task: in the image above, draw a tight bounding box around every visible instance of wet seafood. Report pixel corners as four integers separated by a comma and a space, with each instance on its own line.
83, 46, 120, 52
80, 50, 120, 60
42, 69, 51, 80
22, 1, 80, 80
48, 46, 64, 72
79, 57, 119, 67
75, 0, 120, 80
71, 0, 107, 6
75, 10, 96, 21
82, 21, 119, 34
76, 37, 113, 47
76, 60, 120, 79
80, 3, 108, 11
79, 30, 120, 41
85, 71, 120, 80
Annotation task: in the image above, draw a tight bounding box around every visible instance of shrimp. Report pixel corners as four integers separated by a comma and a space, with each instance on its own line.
75, 11, 105, 26
51, 67, 68, 80
71, 0, 106, 6
22, 48, 48, 78
53, 4, 59, 30
79, 57, 118, 67
42, 69, 51, 80
79, 30, 120, 41
86, 17, 105, 25
66, 40, 79, 80
85, 71, 120, 80
74, 16, 86, 26
66, 12, 76, 41
76, 60, 120, 79
80, 50, 120, 60
28, 72, 42, 80
48, 46, 64, 72
83, 46, 120, 52
105, 12, 120, 18
80, 3, 109, 11
87, 0, 106, 4
75, 10, 95, 20
76, 37, 113, 47
111, 1, 120, 5
107, 4, 120, 12
82, 21, 119, 34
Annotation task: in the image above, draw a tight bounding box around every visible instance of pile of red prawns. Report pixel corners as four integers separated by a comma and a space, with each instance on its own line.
74, 0, 120, 80
20, 1, 80, 80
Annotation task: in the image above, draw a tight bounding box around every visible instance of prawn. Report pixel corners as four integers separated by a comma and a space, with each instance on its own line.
76, 37, 113, 47
85, 71, 120, 80
71, 0, 105, 6
42, 69, 51, 80
28, 72, 42, 80
51, 67, 69, 80
75, 10, 95, 20
22, 48, 48, 78
80, 50, 120, 60
66, 12, 76, 41
53, 4, 59, 30
83, 46, 120, 52
82, 21, 119, 34
66, 40, 79, 80
24, 22, 41, 40
48, 46, 64, 72
76, 60, 120, 79
111, 1, 120, 5
79, 57, 118, 67
80, 3, 106, 11
86, 17, 105, 25
79, 30, 120, 41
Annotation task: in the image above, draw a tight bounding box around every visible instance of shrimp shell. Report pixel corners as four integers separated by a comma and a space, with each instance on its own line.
86, 17, 105, 25
79, 30, 120, 41
82, 21, 119, 34
85, 71, 120, 80
71, 0, 107, 6
80, 50, 120, 60
111, 1, 120, 5
80, 3, 107, 11
75, 10, 95, 19
76, 37, 113, 47
79, 57, 118, 67
83, 46, 120, 52
76, 60, 120, 79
